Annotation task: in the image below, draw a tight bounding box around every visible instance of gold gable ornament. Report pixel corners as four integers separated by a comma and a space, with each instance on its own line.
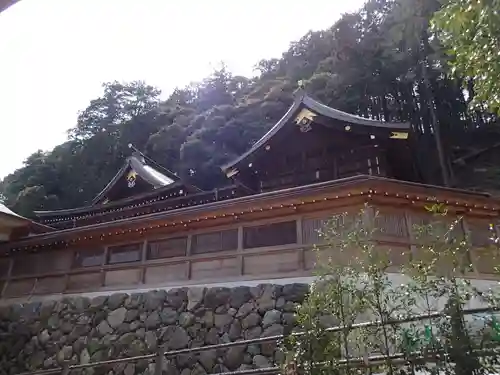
226, 168, 239, 178
294, 108, 317, 133
126, 170, 138, 188
390, 131, 409, 140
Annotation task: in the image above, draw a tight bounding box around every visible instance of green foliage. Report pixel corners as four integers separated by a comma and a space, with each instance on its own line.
68, 81, 162, 140
1, 0, 500, 216
283, 208, 415, 375
284, 206, 500, 375
284, 213, 369, 375
432, 0, 500, 115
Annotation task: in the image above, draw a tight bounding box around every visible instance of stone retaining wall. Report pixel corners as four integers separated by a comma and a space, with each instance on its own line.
0, 284, 309, 375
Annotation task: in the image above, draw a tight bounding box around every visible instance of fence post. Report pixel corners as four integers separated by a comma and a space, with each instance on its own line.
363, 350, 370, 375
285, 361, 297, 375
61, 362, 70, 375
154, 346, 164, 375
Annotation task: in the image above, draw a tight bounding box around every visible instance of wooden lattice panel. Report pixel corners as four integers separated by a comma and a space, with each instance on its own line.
108, 243, 142, 264
34, 276, 66, 294
243, 221, 297, 249
472, 243, 499, 275
148, 237, 187, 259
105, 269, 142, 287
144, 263, 188, 284
191, 229, 238, 254
468, 220, 496, 248
66, 272, 101, 292
302, 217, 327, 245
302, 213, 354, 245
39, 250, 73, 274
191, 257, 239, 280
374, 211, 408, 239
409, 213, 464, 244
0, 258, 10, 279
244, 250, 300, 275
11, 251, 73, 276
10, 254, 37, 276
73, 247, 105, 268
310, 245, 365, 269
303, 249, 317, 270
3, 279, 35, 298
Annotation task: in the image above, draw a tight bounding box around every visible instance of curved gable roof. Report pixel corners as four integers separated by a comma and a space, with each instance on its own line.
1, 204, 54, 233
302, 95, 409, 129
91, 153, 181, 205
0, 203, 26, 221
221, 91, 411, 174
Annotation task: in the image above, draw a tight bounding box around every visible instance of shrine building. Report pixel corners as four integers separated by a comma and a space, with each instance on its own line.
1, 91, 499, 302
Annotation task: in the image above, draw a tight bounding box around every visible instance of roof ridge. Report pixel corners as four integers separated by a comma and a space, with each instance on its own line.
128, 144, 180, 180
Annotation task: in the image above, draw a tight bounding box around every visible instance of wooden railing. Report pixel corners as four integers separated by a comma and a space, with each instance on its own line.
43, 146, 389, 229
1, 208, 498, 300
43, 186, 244, 229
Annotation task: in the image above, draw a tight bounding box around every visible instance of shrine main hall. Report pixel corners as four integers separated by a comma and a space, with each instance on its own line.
1, 91, 499, 301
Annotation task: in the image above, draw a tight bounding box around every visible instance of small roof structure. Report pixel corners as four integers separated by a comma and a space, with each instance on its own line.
222, 90, 411, 177
0, 203, 53, 233
91, 151, 182, 205
0, 203, 26, 223
33, 149, 202, 226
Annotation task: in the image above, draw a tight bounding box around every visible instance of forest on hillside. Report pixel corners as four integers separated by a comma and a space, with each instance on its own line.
1, 0, 500, 217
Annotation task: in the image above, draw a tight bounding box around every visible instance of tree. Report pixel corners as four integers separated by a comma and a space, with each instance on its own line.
68, 81, 161, 140
285, 213, 368, 375
432, 0, 500, 115
283, 205, 500, 375
283, 208, 412, 375
68, 81, 160, 140
3, 0, 500, 215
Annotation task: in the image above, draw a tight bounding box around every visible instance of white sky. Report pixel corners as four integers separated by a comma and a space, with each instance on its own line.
0, 0, 365, 179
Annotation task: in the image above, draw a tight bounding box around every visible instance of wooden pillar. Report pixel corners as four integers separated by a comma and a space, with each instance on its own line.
0, 258, 13, 298
296, 218, 303, 245
296, 218, 305, 271
285, 361, 297, 375
186, 235, 192, 280
101, 246, 109, 287
28, 278, 38, 300
61, 361, 70, 375
461, 217, 477, 275
362, 205, 376, 232
62, 249, 74, 293
237, 226, 244, 275
155, 347, 165, 375
404, 210, 417, 260
140, 240, 148, 284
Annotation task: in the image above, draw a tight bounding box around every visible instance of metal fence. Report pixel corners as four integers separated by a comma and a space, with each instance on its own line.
12, 306, 500, 375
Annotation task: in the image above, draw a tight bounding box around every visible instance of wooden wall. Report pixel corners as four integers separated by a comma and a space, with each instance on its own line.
0, 205, 498, 300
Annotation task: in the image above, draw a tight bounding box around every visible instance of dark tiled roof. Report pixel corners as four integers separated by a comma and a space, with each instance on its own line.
91, 153, 180, 205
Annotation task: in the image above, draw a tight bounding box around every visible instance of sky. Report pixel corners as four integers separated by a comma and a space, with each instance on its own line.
0, 0, 365, 179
